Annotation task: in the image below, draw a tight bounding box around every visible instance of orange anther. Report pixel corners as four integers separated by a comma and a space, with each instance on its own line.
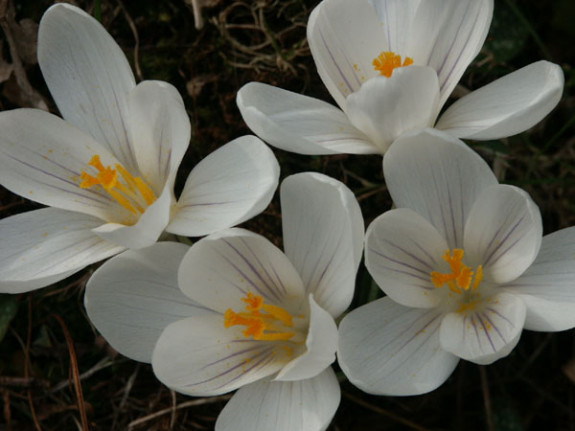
373, 51, 414, 77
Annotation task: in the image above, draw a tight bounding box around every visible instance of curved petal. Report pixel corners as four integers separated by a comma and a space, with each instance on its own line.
237, 83, 376, 155
127, 81, 191, 189
464, 185, 542, 284
216, 367, 340, 431
167, 136, 279, 236
383, 128, 498, 249
440, 292, 526, 365
281, 173, 364, 317
38, 4, 137, 170
365, 208, 448, 308
178, 229, 305, 314
0, 208, 124, 294
338, 297, 458, 396
504, 227, 575, 331
93, 183, 172, 249
275, 296, 338, 381
152, 314, 287, 396
346, 66, 440, 154
369, 0, 421, 55
436, 61, 564, 139
0, 109, 126, 220
409, 0, 493, 107
84, 242, 214, 363
307, 0, 388, 109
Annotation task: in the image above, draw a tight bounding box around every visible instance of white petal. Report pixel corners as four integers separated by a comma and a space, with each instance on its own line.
439, 292, 526, 365
338, 298, 458, 396
216, 368, 340, 431
152, 314, 286, 396
464, 185, 542, 284
275, 296, 338, 381
281, 173, 364, 317
504, 227, 575, 331
0, 109, 126, 220
365, 208, 448, 308
38, 4, 137, 170
307, 0, 388, 109
167, 136, 279, 236
237, 83, 376, 155
127, 81, 191, 189
178, 229, 305, 314
383, 129, 498, 249
409, 0, 493, 107
369, 0, 421, 55
93, 183, 172, 249
436, 61, 564, 139
0, 208, 124, 293
346, 66, 439, 154
84, 242, 213, 363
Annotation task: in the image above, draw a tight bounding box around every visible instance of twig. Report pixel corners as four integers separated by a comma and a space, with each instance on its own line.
127, 395, 231, 429
0, 376, 49, 389
116, 0, 143, 81
480, 366, 495, 431
112, 364, 140, 431
189, 0, 204, 30
49, 357, 114, 393
3, 390, 12, 431
169, 390, 177, 430
0, 0, 47, 110
52, 314, 90, 431
26, 297, 42, 431
343, 391, 432, 431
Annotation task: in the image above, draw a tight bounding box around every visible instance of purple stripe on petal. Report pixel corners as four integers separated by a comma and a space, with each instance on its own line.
476, 313, 497, 353
203, 344, 264, 368
482, 216, 525, 267
182, 346, 277, 391
479, 311, 506, 344
485, 306, 513, 326
215, 251, 266, 298
222, 239, 284, 302
239, 237, 288, 297
369, 247, 432, 282
214, 349, 277, 391
436, 1, 476, 92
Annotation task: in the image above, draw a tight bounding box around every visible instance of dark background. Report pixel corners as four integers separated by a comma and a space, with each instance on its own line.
0, 0, 574, 429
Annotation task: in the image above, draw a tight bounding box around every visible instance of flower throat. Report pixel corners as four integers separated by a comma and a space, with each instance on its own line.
79, 155, 156, 217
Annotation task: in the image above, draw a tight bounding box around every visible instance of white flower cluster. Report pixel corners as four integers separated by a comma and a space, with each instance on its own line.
0, 1, 573, 430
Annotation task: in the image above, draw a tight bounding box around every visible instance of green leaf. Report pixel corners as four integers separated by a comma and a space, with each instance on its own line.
0, 295, 19, 343
485, 4, 530, 63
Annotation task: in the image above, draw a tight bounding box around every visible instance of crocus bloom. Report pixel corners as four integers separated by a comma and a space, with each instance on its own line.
338, 128, 575, 395
84, 172, 364, 431
237, 0, 563, 155
0, 4, 279, 293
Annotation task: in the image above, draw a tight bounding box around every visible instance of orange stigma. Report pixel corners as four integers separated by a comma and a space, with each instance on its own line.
431, 249, 483, 294
80, 155, 156, 216
372, 51, 413, 77
224, 292, 295, 341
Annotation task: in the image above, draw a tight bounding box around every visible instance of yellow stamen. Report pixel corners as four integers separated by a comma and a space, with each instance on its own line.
431, 249, 483, 293
372, 51, 414, 77
79, 155, 157, 216
224, 292, 295, 342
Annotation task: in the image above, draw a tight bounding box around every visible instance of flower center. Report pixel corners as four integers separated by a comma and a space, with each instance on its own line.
372, 51, 413, 77
224, 292, 296, 341
431, 249, 483, 294
80, 155, 156, 216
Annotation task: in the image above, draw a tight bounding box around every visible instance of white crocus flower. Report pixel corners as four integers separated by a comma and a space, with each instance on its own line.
237, 0, 563, 155
0, 4, 279, 293
84, 172, 364, 431
338, 129, 575, 396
